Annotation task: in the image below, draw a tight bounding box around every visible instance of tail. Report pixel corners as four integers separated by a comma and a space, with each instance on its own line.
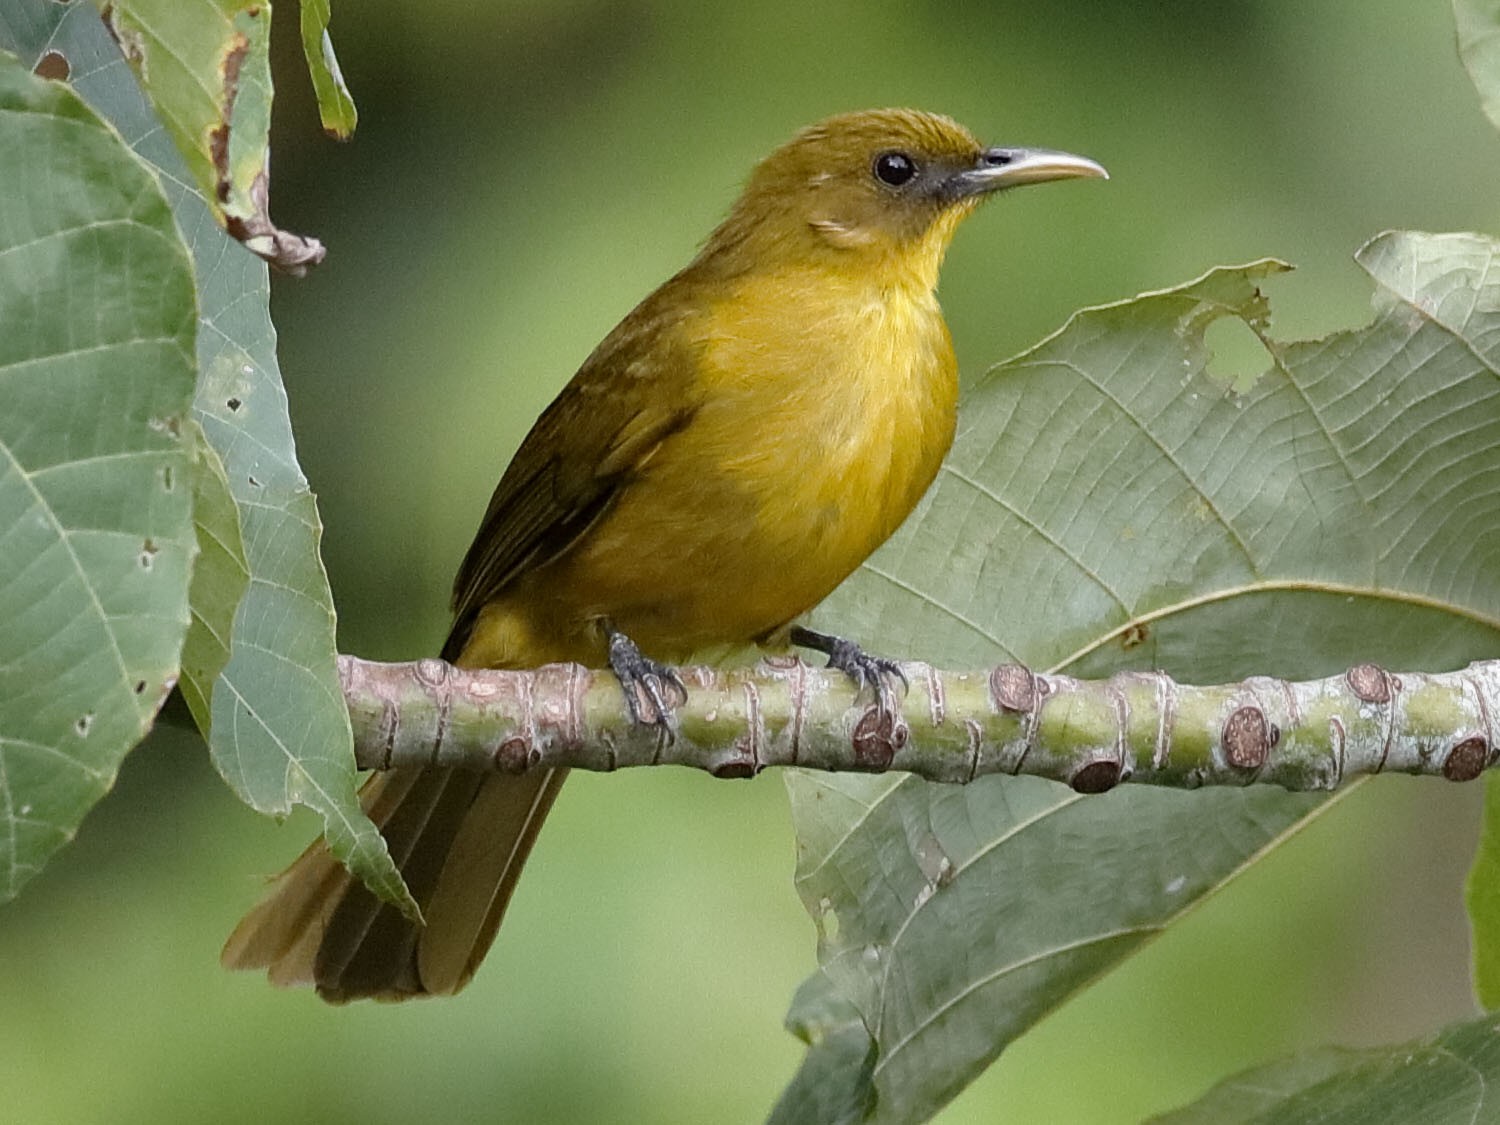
222, 762, 567, 1001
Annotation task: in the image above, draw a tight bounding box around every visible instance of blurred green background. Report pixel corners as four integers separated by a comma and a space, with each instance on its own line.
6, 1, 1500, 1122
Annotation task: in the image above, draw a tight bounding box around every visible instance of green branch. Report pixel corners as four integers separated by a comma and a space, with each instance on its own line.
338, 655, 1500, 791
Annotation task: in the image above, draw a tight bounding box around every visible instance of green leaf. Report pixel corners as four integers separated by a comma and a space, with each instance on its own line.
768, 973, 879, 1125
298, 0, 356, 139
179, 420, 248, 733
1456, 0, 1500, 133
92, 0, 325, 273
786, 773, 1327, 1123
0, 49, 197, 900
1148, 1013, 1500, 1124
785, 234, 1500, 1121
0, 4, 415, 919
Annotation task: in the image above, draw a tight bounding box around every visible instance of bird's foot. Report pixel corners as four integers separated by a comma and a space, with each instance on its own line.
790, 625, 908, 716
607, 629, 687, 728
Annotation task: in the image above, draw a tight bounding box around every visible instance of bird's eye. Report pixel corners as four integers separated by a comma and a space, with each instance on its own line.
873, 151, 917, 187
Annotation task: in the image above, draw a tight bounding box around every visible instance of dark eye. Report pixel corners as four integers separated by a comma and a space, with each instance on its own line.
873, 151, 917, 187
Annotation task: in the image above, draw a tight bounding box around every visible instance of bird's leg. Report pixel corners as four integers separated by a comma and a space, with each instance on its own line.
789, 625, 908, 716
606, 626, 687, 728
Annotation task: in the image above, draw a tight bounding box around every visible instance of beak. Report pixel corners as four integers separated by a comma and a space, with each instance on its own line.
946, 147, 1108, 198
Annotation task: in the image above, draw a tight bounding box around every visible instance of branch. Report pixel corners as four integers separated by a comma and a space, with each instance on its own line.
337, 655, 1500, 792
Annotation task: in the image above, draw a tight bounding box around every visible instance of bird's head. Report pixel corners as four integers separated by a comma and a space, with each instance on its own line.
702, 108, 1105, 285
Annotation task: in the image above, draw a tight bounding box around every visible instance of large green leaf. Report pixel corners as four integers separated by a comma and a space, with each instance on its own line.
782, 233, 1500, 1122
0, 50, 197, 899
0, 3, 413, 917
1148, 1013, 1500, 1124
1454, 0, 1500, 1015
1456, 0, 1500, 133
91, 0, 324, 273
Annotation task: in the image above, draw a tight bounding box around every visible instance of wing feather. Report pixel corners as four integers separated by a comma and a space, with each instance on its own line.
442, 289, 703, 659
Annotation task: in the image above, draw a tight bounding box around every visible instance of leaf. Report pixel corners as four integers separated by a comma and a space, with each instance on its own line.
179, 420, 248, 733
93, 0, 325, 273
0, 4, 415, 919
768, 973, 879, 1125
784, 235, 1500, 1121
1456, 0, 1500, 133
786, 774, 1328, 1123
0, 49, 197, 900
197, 342, 413, 913
298, 0, 356, 139
1148, 1013, 1500, 1124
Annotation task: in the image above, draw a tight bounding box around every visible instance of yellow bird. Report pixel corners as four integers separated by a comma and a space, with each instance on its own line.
223, 108, 1105, 1001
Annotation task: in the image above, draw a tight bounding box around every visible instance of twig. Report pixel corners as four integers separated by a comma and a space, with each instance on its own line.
337, 655, 1500, 792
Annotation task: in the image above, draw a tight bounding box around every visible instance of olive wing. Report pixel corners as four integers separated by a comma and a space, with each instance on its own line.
442, 298, 701, 660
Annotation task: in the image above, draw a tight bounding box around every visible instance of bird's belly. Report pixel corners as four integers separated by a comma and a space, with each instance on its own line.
555, 371, 952, 655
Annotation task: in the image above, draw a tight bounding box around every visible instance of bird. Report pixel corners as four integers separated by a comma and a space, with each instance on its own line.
222, 108, 1105, 1001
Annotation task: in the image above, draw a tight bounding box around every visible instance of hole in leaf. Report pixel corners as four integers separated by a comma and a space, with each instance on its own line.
816, 897, 840, 943
248, 474, 261, 488
1204, 316, 1273, 392
226, 397, 242, 412
75, 713, 94, 737
139, 538, 157, 569
33, 51, 69, 81
135, 680, 147, 695
162, 465, 175, 492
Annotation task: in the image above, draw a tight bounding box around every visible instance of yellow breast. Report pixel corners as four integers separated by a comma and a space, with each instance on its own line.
691, 260, 959, 622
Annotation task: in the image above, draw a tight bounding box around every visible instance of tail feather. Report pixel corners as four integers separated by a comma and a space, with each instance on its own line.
222, 766, 566, 1002
311, 769, 477, 998
420, 767, 568, 992
220, 770, 423, 986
